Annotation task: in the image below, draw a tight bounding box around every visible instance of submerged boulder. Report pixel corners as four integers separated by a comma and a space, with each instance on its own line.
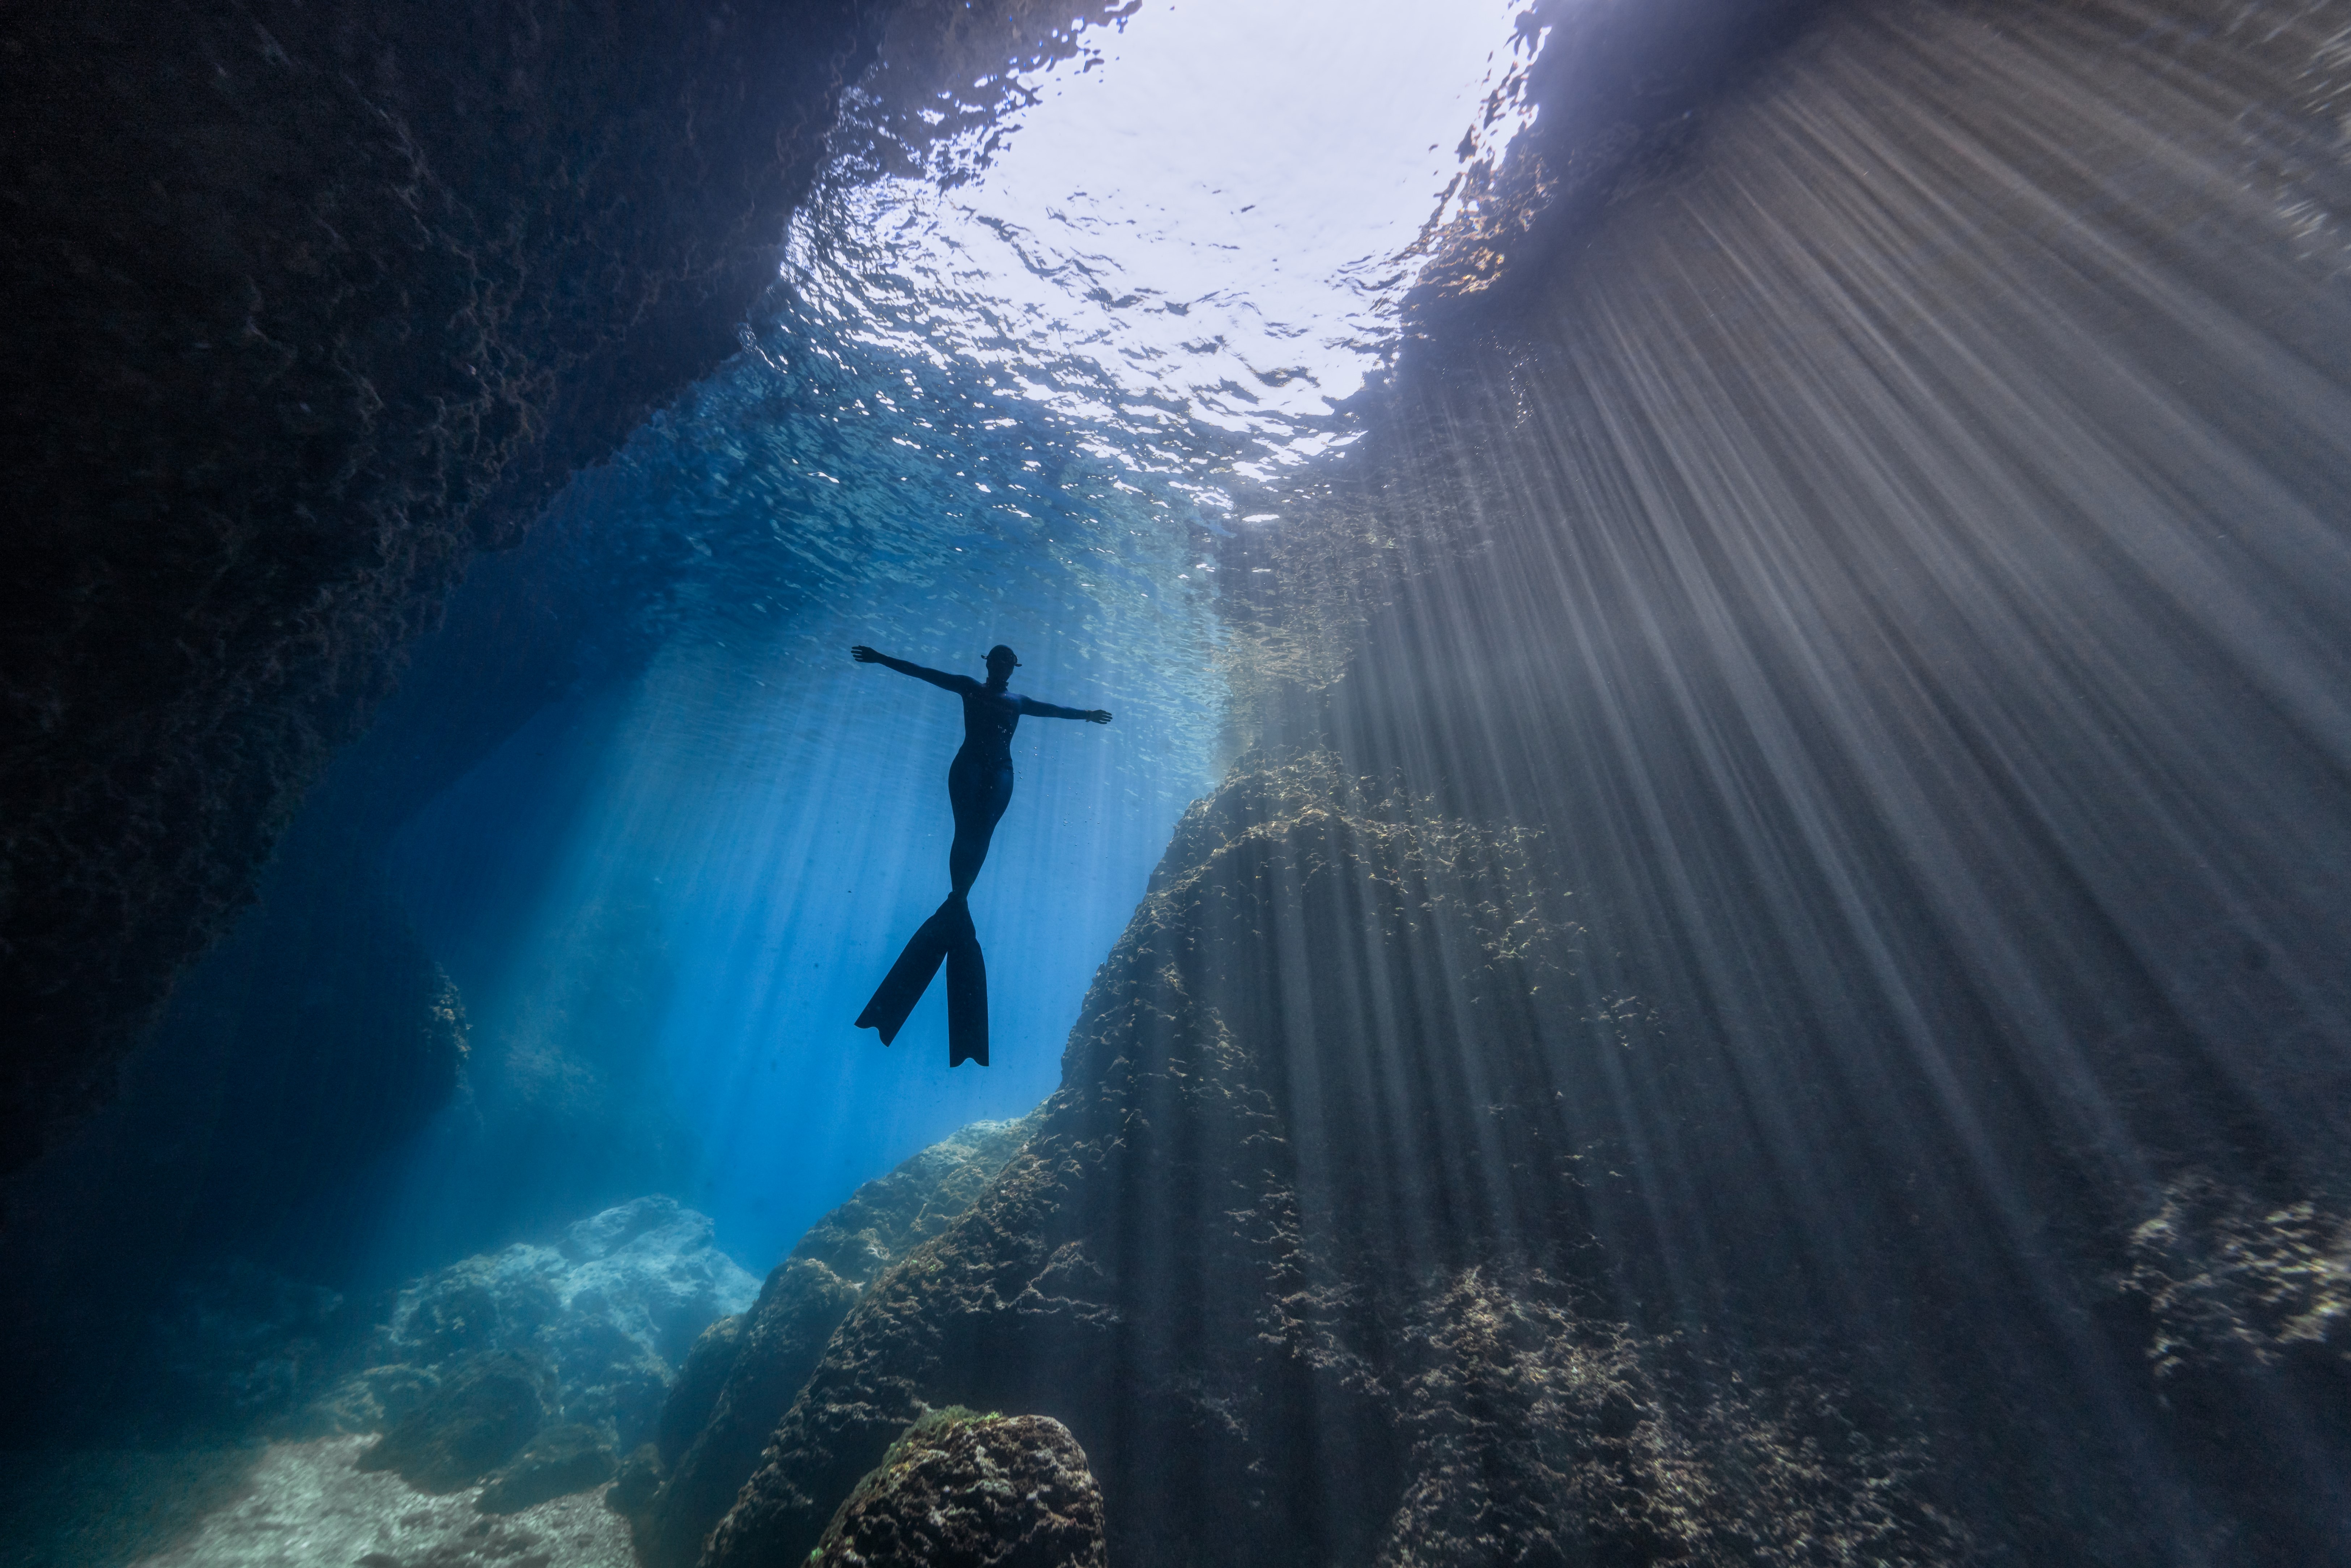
477, 1422, 620, 1514
629, 1114, 1039, 1568
2121, 1174, 2351, 1387
810, 1408, 1107, 1568
354, 1350, 550, 1493
318, 1196, 757, 1450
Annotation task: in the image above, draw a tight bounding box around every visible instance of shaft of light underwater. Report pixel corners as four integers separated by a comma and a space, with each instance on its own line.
1206, 0, 2351, 1546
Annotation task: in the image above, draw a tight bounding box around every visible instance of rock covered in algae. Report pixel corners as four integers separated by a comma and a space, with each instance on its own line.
1377, 1269, 1948, 1565
2121, 1173, 2351, 1384
810, 1408, 1107, 1568
2114, 1174, 2351, 1556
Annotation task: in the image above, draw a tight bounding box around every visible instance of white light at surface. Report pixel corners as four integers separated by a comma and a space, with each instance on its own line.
788, 0, 1545, 479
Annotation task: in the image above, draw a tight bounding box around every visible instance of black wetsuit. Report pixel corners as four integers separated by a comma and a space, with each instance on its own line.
852, 652, 1105, 1064
947, 684, 1019, 896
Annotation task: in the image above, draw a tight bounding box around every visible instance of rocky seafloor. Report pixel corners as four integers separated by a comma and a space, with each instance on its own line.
0, 1120, 1041, 1568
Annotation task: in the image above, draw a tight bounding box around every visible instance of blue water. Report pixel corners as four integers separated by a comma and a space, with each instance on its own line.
306, 0, 1546, 1281
359, 355, 1225, 1270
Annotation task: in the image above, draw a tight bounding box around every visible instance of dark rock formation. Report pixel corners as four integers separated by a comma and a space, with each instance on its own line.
355, 1349, 551, 1493
608, 1442, 665, 1517
477, 1421, 619, 1514
809, 1408, 1108, 1568
632, 1114, 1039, 1568
0, 815, 474, 1442
698, 757, 1957, 1567
144, 1260, 351, 1432
0, 0, 881, 1170
657, 1314, 749, 1470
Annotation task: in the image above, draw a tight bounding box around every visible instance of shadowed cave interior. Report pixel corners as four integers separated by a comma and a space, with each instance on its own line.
5, 0, 2351, 1564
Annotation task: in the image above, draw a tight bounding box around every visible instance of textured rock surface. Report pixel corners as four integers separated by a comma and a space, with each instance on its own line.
323, 1196, 758, 1449
632, 1115, 1038, 1568
1377, 1270, 1948, 1565
2116, 1174, 2351, 1556
699, 757, 1956, 1567
810, 1408, 1108, 1568
2122, 1176, 2351, 1385
0, 0, 879, 1170
657, 1314, 749, 1467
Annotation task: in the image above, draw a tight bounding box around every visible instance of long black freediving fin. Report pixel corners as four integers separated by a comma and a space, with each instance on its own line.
854, 897, 960, 1045
944, 919, 988, 1068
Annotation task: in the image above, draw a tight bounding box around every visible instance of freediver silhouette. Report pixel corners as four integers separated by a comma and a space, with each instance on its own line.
850, 643, 1111, 1066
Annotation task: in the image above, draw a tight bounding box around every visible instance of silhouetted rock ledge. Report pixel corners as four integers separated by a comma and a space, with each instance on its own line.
695, 753, 1960, 1567
631, 1114, 1041, 1568
811, 1408, 1107, 1568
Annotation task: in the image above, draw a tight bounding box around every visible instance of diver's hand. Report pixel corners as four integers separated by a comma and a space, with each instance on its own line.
1086, 709, 1112, 724
851, 645, 881, 663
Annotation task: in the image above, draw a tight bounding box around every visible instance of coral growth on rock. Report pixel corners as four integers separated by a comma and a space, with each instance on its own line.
811, 1407, 1108, 1568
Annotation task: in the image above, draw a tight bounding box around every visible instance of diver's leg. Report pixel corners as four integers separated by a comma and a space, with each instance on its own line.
947, 761, 1014, 898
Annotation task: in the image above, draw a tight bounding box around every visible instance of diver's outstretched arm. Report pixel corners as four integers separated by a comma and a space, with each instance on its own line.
851, 646, 976, 693
1018, 696, 1113, 724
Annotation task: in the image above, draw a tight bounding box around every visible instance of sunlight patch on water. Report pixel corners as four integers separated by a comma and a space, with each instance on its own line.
782, 0, 1546, 484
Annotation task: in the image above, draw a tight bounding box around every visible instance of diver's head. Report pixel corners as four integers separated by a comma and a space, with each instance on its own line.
984, 644, 1020, 688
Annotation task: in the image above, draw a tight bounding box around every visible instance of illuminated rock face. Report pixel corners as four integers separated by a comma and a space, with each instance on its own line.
0, 0, 877, 1170
694, 755, 1956, 1566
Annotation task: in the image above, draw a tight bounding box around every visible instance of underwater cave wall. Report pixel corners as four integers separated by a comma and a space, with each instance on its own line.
0, 0, 881, 1170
